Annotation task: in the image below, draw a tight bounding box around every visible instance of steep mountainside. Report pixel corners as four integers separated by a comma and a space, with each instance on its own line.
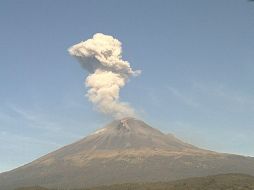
1, 118, 254, 190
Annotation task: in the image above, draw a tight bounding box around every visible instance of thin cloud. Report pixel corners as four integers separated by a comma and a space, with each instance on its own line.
193, 82, 254, 110
4, 104, 83, 139
9, 105, 61, 132
166, 86, 199, 107
0, 131, 60, 147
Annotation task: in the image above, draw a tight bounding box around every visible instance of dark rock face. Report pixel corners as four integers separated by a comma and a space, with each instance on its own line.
1, 118, 254, 190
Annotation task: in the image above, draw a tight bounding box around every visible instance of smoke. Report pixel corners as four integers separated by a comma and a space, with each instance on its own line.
68, 33, 141, 118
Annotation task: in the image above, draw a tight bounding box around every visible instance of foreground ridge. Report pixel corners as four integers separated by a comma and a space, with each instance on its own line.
15, 173, 254, 190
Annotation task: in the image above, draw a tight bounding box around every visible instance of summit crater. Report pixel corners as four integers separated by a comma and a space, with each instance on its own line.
1, 118, 254, 190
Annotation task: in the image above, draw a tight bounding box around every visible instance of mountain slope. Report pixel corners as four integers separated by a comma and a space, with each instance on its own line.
1, 118, 254, 190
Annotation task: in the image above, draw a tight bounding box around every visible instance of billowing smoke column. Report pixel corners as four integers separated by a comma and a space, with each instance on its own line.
68, 33, 141, 118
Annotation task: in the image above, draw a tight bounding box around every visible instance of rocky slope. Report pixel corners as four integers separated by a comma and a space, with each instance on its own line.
1, 118, 254, 189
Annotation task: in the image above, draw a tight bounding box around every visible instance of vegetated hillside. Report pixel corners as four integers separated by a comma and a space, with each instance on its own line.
15, 174, 254, 190
15, 187, 49, 190
2, 118, 254, 190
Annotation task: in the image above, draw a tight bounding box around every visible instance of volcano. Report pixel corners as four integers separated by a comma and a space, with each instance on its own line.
1, 117, 254, 189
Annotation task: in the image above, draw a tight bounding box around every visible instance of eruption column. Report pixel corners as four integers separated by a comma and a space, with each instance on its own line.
68, 33, 141, 118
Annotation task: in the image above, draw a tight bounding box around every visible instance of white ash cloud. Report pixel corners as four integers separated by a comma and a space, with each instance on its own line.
68, 33, 141, 118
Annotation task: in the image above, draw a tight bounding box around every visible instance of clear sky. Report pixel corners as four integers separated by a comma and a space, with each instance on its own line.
0, 0, 254, 172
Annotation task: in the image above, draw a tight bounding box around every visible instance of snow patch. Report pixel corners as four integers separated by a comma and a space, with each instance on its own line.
93, 128, 107, 135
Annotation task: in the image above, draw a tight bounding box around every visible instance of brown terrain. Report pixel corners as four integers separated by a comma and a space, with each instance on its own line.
15, 174, 254, 190
1, 117, 254, 190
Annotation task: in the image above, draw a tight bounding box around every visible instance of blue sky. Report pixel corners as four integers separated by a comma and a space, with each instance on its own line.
0, 0, 254, 172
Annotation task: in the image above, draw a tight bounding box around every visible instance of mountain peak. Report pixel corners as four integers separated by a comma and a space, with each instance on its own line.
93, 117, 139, 135
93, 117, 163, 137
119, 117, 136, 129
1, 118, 254, 190
85, 118, 194, 150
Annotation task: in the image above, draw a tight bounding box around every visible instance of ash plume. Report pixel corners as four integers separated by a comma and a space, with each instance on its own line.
68, 33, 141, 118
